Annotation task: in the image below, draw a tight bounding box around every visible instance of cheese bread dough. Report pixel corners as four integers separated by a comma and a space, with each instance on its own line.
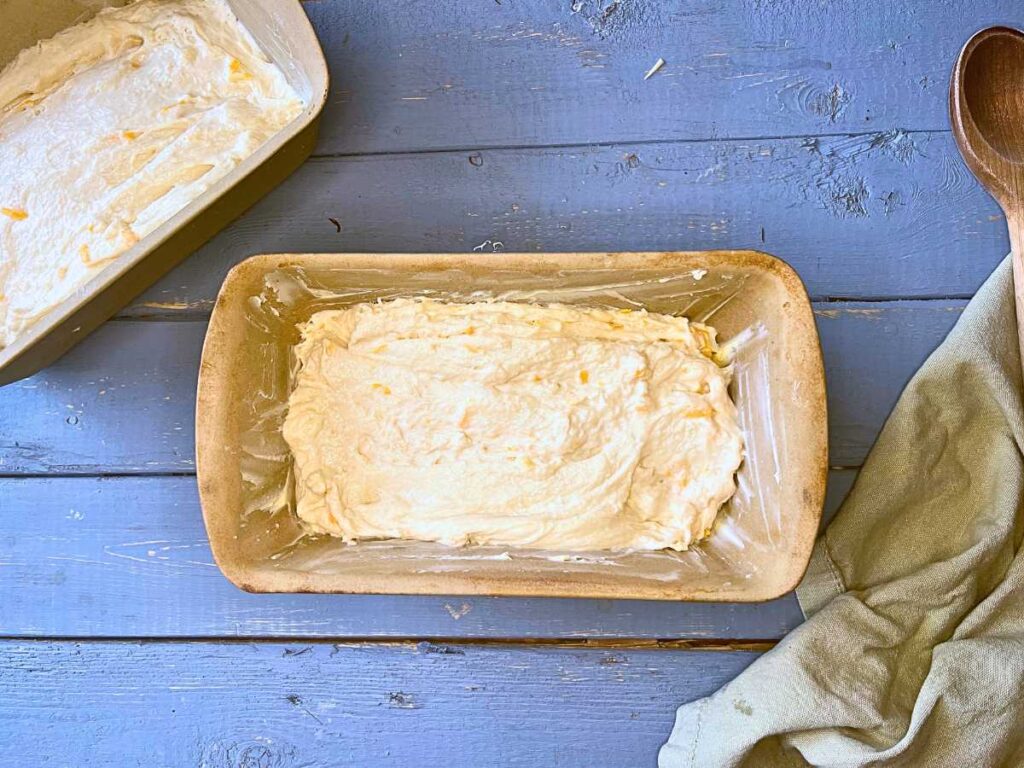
0, 0, 303, 348
283, 299, 745, 552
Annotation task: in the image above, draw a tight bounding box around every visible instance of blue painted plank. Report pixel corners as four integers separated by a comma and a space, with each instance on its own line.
299, 0, 1024, 154
0, 640, 759, 766
0, 321, 202, 475
0, 474, 866, 638
0, 302, 961, 474
816, 301, 964, 467
124, 134, 1005, 312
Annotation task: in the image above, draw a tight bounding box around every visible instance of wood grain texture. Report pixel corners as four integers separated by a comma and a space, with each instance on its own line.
298, 0, 1024, 154
0, 472, 859, 639
0, 641, 758, 767
0, 302, 961, 475
122, 134, 1005, 315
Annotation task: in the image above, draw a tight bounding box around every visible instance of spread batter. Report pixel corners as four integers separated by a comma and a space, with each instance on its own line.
283, 299, 745, 552
0, 0, 303, 348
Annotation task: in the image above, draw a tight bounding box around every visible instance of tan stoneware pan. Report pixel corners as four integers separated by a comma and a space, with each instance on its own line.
196, 251, 828, 601
0, 0, 328, 385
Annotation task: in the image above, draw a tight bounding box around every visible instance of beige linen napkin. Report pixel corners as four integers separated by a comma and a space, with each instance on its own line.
660, 257, 1024, 768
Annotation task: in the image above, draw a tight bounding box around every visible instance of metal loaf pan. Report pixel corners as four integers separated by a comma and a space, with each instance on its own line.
196, 251, 828, 601
0, 0, 328, 385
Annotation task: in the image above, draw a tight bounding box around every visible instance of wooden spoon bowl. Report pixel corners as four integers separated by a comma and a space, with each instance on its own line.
951, 26, 1024, 367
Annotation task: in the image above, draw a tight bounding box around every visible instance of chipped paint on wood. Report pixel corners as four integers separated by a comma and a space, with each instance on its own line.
294, 0, 1024, 155
444, 603, 474, 620
814, 307, 884, 319
127, 133, 1004, 315
807, 82, 851, 123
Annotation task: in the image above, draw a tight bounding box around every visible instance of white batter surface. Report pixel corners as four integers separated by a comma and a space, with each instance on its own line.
0, 0, 303, 347
283, 299, 745, 552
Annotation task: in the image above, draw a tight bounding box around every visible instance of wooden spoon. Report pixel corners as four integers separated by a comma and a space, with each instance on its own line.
951, 26, 1024, 367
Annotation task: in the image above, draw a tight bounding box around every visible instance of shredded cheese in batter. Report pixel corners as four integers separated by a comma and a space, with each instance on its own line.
0, 0, 303, 348
283, 299, 745, 552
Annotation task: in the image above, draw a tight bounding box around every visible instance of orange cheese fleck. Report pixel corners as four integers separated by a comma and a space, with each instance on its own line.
228, 58, 250, 80
1, 207, 28, 221
682, 407, 714, 419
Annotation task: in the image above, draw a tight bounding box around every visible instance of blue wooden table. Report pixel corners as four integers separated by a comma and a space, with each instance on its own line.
0, 1, 1016, 765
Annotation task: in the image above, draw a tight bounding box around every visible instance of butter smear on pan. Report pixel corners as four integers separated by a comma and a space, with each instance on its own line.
283, 299, 745, 552
0, 0, 303, 348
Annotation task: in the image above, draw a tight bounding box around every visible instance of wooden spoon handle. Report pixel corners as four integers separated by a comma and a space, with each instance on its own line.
1009, 212, 1024, 376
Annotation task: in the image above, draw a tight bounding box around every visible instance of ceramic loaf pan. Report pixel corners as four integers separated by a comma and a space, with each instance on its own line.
0, 0, 328, 385
197, 251, 828, 601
